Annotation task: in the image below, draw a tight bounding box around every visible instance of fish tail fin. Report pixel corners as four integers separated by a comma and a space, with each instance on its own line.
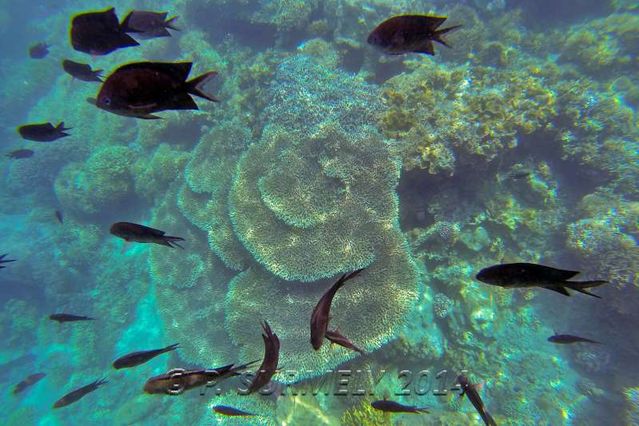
163, 343, 180, 353
186, 71, 219, 102
416, 407, 430, 414
165, 16, 180, 31
483, 410, 498, 426
95, 377, 108, 387
231, 359, 260, 375
335, 268, 366, 289
433, 25, 462, 48
162, 236, 185, 249
94, 70, 103, 82
565, 280, 608, 298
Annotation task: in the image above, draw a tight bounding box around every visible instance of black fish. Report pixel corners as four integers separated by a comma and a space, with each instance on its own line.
121, 11, 179, 39
55, 210, 64, 224
548, 334, 600, 344
53, 377, 107, 408
113, 343, 179, 369
144, 361, 257, 395
476, 263, 608, 298
17, 122, 71, 142
371, 399, 429, 414
63, 59, 103, 82
110, 222, 185, 248
29, 42, 49, 59
325, 329, 364, 354
70, 8, 139, 55
457, 375, 497, 426
213, 405, 255, 417
0, 253, 16, 269
310, 269, 364, 350
6, 149, 34, 159
49, 313, 95, 323
95, 61, 218, 119
13, 372, 46, 395
368, 15, 461, 55
246, 321, 280, 394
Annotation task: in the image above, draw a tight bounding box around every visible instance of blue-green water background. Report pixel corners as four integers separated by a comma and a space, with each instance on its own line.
1, 0, 637, 425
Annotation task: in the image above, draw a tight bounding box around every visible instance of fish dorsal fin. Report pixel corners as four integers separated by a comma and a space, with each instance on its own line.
135, 223, 166, 236
545, 286, 571, 296
541, 264, 580, 281
421, 16, 447, 29
116, 62, 192, 81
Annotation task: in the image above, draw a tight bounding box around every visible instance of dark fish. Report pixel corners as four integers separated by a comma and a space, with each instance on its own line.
548, 334, 600, 344
53, 377, 107, 409
113, 343, 179, 369
49, 313, 95, 323
371, 399, 429, 414
310, 268, 364, 350
213, 405, 255, 417
457, 375, 497, 426
13, 372, 46, 395
476, 263, 608, 298
55, 210, 64, 224
110, 222, 185, 248
95, 61, 218, 119
144, 361, 257, 395
368, 15, 461, 56
63, 59, 103, 82
17, 122, 71, 142
29, 42, 49, 59
508, 170, 531, 180
325, 328, 364, 354
6, 149, 34, 159
246, 321, 280, 394
121, 11, 179, 39
0, 253, 16, 269
70, 8, 139, 55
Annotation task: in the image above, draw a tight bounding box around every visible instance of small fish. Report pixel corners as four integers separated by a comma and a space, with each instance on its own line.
95, 61, 218, 119
110, 222, 185, 248
371, 399, 429, 414
144, 361, 257, 395
13, 372, 46, 395
368, 15, 461, 56
213, 405, 255, 417
62, 59, 103, 82
0, 253, 16, 269
121, 11, 179, 39
29, 42, 49, 59
310, 269, 364, 350
457, 374, 497, 426
325, 328, 364, 354
17, 122, 71, 142
508, 170, 531, 180
113, 343, 179, 369
476, 263, 608, 298
55, 210, 64, 224
53, 377, 107, 409
246, 321, 280, 394
70, 8, 139, 55
6, 149, 34, 159
548, 334, 600, 345
49, 313, 95, 323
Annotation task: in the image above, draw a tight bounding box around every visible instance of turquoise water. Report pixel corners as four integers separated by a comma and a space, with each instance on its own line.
1, 1, 637, 425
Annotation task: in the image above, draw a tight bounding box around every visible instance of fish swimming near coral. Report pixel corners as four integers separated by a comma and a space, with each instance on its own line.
110, 222, 185, 248
476, 263, 608, 298
18, 122, 71, 142
367, 15, 461, 55
13, 372, 46, 395
325, 328, 364, 354
62, 59, 103, 82
310, 268, 365, 350
49, 313, 95, 323
53, 377, 107, 408
95, 61, 218, 119
70, 8, 139, 55
6, 149, 34, 159
457, 374, 497, 426
113, 343, 179, 369
0, 253, 16, 269
548, 333, 600, 344
29, 42, 49, 59
144, 361, 258, 395
371, 399, 429, 414
246, 321, 280, 394
121, 10, 179, 39
213, 405, 255, 417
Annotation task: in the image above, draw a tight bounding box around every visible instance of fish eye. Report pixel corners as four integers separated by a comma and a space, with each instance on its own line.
103, 97, 111, 106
